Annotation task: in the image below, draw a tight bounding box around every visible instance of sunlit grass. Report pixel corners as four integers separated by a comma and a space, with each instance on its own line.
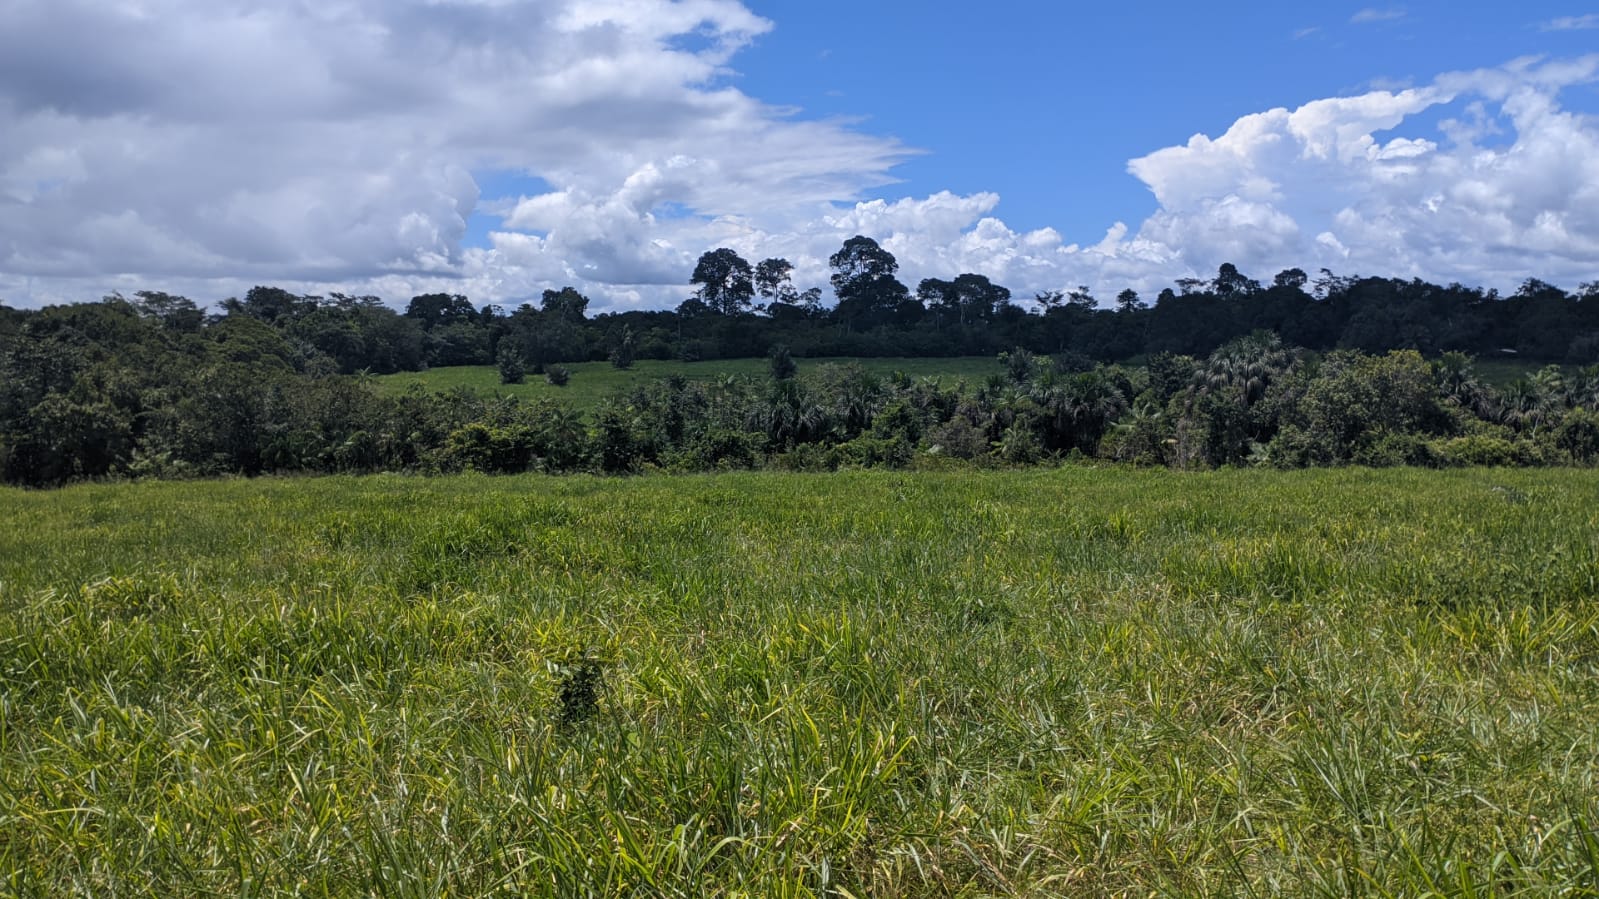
2, 468, 1597, 895
370, 356, 1001, 407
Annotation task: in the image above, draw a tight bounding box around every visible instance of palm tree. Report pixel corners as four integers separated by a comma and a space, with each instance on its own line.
1570, 365, 1599, 409
1031, 370, 1127, 454
1495, 379, 1556, 433
750, 379, 826, 449
1530, 364, 1568, 409
1194, 332, 1293, 407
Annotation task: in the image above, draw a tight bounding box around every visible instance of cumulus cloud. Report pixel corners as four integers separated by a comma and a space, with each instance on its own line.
1103, 55, 1599, 293
2, 2, 1598, 312
0, 0, 907, 307
698, 53, 1599, 305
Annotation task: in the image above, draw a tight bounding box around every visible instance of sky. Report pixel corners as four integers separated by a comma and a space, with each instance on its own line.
2, 1, 1598, 312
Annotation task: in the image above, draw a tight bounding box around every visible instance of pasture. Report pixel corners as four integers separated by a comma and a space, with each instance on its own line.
2, 468, 1597, 896
371, 357, 1003, 406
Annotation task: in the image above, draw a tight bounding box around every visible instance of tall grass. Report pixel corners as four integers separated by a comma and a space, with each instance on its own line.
2, 468, 1597, 896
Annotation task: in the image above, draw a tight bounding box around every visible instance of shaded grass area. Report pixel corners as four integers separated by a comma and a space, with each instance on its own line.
372, 357, 1001, 406
2, 469, 1598, 896
1474, 358, 1558, 389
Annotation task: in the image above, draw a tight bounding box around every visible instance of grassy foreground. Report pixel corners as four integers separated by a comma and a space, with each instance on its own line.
2, 469, 1598, 897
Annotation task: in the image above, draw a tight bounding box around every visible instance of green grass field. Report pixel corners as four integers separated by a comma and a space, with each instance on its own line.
372, 357, 1002, 406
372, 355, 1560, 411
3, 469, 1598, 896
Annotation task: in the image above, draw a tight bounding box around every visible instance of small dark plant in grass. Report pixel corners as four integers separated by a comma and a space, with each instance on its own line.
545, 365, 571, 387
769, 344, 798, 381
609, 325, 636, 370
960, 596, 1016, 628
555, 651, 607, 726
496, 344, 525, 385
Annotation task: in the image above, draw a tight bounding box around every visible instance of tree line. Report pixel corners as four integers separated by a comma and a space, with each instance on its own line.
3, 273, 1598, 485
14, 235, 1596, 382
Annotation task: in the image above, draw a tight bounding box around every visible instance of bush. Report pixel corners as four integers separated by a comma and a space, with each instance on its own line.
439, 423, 536, 474
1553, 407, 1599, 463
609, 326, 636, 370
771, 442, 839, 472
769, 345, 797, 380
496, 344, 525, 384
683, 428, 765, 470
834, 435, 915, 469
1353, 431, 1442, 468
995, 421, 1043, 465
1433, 434, 1532, 467
545, 365, 571, 387
926, 418, 989, 460
1262, 425, 1317, 469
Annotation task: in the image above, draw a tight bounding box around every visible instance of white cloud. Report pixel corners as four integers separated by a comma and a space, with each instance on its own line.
1102, 55, 1599, 293
0, 0, 907, 307
1351, 7, 1407, 24
1, 3, 1598, 312
1540, 14, 1599, 31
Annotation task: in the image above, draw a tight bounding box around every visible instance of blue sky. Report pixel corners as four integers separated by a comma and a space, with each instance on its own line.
726, 1, 1599, 241
3, 1, 1598, 310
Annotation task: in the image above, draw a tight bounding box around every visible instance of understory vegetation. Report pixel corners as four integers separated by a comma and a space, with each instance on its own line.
2, 469, 1597, 895
5, 279, 1599, 487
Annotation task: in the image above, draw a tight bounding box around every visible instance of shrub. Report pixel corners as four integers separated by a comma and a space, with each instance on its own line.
834, 435, 914, 469
995, 421, 1043, 465
772, 442, 839, 471
1434, 434, 1525, 467
1353, 431, 1442, 468
926, 418, 990, 460
545, 365, 571, 386
609, 326, 636, 370
686, 428, 766, 470
554, 652, 607, 726
769, 345, 798, 380
496, 344, 525, 384
1553, 407, 1599, 463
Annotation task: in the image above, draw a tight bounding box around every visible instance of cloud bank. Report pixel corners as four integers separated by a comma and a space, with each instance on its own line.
1, 1, 1597, 311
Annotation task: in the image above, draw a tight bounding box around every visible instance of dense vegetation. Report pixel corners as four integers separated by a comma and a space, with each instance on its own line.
2, 469, 1597, 895
4, 240, 1599, 485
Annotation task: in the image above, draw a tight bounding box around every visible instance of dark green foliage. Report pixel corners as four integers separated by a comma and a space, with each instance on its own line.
496, 343, 525, 384
1001, 347, 1038, 384
9, 246, 1599, 486
555, 652, 607, 726
609, 325, 636, 370
540, 286, 590, 322
1553, 407, 1599, 463
768, 344, 797, 381
830, 236, 911, 329
690, 249, 756, 315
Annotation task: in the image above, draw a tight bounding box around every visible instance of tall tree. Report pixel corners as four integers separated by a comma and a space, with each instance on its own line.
829, 236, 908, 329
1273, 268, 1309, 291
540, 287, 590, 322
754, 257, 797, 304
920, 273, 1011, 325
691, 248, 756, 315
405, 293, 478, 330
1213, 263, 1261, 297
